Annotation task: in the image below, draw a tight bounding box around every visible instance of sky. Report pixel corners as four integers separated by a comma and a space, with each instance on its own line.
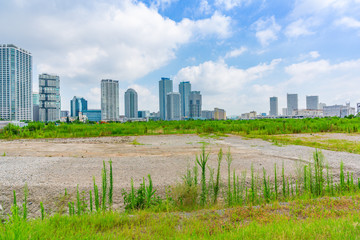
1, 0, 360, 115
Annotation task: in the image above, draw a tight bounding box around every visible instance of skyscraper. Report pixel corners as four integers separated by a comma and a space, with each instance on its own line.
269, 96, 278, 116
189, 91, 202, 118
306, 96, 319, 110
101, 79, 119, 121
39, 74, 61, 122
159, 77, 173, 120
287, 93, 298, 116
0, 44, 32, 121
179, 81, 191, 119
166, 92, 181, 121
70, 96, 88, 117
124, 88, 138, 119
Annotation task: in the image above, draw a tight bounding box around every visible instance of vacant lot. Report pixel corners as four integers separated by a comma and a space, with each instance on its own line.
0, 134, 359, 215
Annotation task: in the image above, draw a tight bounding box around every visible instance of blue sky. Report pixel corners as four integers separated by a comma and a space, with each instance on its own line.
1, 0, 360, 115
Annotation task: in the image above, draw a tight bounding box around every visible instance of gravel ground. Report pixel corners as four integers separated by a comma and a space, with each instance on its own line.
0, 134, 359, 216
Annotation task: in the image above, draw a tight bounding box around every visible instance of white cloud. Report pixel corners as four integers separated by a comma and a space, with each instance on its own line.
290, 0, 358, 17
85, 87, 101, 109
224, 46, 247, 58
283, 58, 360, 107
180, 12, 232, 39
11, 1, 232, 80
253, 16, 281, 46
199, 0, 212, 14
0, 0, 232, 110
285, 59, 360, 84
174, 59, 281, 113
309, 51, 320, 59
335, 17, 360, 28
150, 0, 178, 10
215, 0, 251, 10
285, 19, 315, 38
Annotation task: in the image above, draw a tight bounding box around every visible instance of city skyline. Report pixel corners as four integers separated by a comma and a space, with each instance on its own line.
1, 1, 360, 115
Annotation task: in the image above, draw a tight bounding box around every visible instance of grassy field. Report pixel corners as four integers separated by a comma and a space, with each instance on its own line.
1, 149, 360, 239
1, 118, 360, 238
1, 117, 360, 140
2, 117, 360, 154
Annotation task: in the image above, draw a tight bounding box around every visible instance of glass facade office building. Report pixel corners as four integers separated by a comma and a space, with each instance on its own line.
70, 96, 88, 117
39, 73, 61, 122
0, 44, 32, 121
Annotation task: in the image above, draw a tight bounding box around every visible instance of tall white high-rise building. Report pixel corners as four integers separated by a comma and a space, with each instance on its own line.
166, 92, 181, 121
287, 93, 298, 116
306, 96, 319, 110
0, 44, 32, 121
179, 81, 191, 119
101, 79, 119, 121
269, 96, 278, 116
124, 88, 138, 119
159, 77, 173, 120
39, 74, 61, 122
189, 91, 202, 118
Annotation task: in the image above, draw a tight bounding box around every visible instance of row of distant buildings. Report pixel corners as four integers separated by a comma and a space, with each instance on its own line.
239, 94, 359, 120
264, 94, 357, 119
0, 44, 226, 123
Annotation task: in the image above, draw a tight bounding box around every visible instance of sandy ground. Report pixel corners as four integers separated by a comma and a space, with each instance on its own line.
0, 134, 359, 216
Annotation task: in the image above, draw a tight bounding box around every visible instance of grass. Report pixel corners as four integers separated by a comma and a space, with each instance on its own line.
2, 117, 360, 141
130, 138, 144, 145
2, 195, 360, 239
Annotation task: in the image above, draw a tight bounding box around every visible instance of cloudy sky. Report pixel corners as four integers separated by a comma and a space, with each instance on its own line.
2, 0, 360, 115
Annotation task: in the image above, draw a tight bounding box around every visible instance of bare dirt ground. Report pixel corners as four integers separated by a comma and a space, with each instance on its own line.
0, 134, 359, 217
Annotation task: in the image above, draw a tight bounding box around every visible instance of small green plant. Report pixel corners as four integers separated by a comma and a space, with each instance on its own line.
274, 163, 278, 199
108, 160, 113, 208
40, 202, 45, 220
76, 185, 81, 216
226, 149, 233, 206
89, 190, 93, 212
122, 176, 161, 211
23, 183, 28, 220
102, 160, 107, 211
196, 145, 209, 206
2, 152, 5, 157
131, 138, 144, 145
213, 148, 223, 204
93, 176, 100, 212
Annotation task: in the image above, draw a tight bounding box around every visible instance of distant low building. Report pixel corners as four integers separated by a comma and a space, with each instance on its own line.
61, 111, 69, 118
318, 103, 326, 110
294, 109, 323, 117
149, 112, 160, 121
0, 121, 28, 129
214, 108, 226, 120
323, 103, 355, 117
201, 110, 214, 120
83, 109, 101, 122
138, 110, 150, 119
